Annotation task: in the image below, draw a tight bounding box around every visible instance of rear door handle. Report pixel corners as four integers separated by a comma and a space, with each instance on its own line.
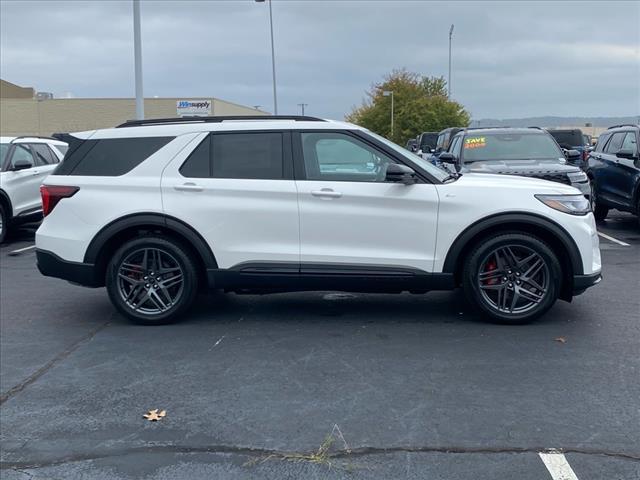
174, 182, 204, 192
311, 188, 342, 198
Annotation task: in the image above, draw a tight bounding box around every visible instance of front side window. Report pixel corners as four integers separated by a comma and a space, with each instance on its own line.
0, 143, 9, 167
604, 132, 626, 154
461, 133, 562, 163
620, 132, 638, 153
10, 144, 36, 168
301, 132, 395, 182
594, 133, 611, 153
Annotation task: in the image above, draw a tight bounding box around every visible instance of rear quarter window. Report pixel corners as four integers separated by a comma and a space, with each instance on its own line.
54, 137, 174, 176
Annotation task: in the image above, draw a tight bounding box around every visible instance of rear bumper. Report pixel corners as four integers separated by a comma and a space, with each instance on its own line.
573, 271, 602, 295
36, 249, 101, 287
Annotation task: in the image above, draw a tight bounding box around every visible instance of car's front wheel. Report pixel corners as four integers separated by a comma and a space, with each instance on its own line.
106, 236, 199, 325
0, 204, 6, 244
463, 233, 561, 324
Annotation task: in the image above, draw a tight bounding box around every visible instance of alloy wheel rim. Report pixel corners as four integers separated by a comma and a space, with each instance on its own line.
117, 248, 184, 315
477, 244, 549, 315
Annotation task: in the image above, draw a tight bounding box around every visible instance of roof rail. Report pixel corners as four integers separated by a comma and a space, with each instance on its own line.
607, 124, 639, 130
116, 115, 326, 128
9, 135, 60, 143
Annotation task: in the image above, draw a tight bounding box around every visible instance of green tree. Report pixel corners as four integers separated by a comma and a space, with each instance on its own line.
346, 69, 470, 145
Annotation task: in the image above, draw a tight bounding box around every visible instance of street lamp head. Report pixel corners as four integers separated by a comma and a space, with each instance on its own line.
382, 90, 393, 96
449, 24, 454, 36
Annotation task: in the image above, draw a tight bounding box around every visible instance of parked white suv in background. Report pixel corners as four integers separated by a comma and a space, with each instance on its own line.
0, 136, 68, 243
35, 116, 602, 325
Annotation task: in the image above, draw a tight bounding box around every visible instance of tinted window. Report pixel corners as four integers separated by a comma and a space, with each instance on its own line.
58, 137, 173, 176
179, 137, 210, 178
52, 144, 68, 156
301, 132, 395, 182
211, 132, 283, 179
620, 132, 638, 153
10, 144, 36, 168
32, 144, 57, 165
548, 130, 583, 148
604, 132, 625, 154
450, 135, 463, 157
461, 133, 562, 162
595, 133, 610, 153
419, 133, 438, 151
0, 143, 9, 166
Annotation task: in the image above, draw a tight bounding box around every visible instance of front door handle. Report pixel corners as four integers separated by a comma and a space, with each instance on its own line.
311, 188, 342, 198
174, 182, 204, 192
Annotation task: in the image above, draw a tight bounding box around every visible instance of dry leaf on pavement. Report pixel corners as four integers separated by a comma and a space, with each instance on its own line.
554, 337, 567, 344
143, 409, 167, 421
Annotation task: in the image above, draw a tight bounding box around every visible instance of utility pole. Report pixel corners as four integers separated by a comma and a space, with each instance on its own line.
448, 24, 454, 98
255, 0, 278, 115
133, 0, 144, 120
382, 91, 394, 137
297, 103, 308, 116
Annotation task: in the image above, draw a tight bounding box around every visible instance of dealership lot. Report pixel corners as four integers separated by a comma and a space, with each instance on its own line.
1, 214, 639, 479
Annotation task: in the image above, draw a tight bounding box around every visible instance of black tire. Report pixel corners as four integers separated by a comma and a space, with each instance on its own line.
106, 236, 199, 325
0, 204, 7, 244
462, 233, 561, 324
590, 181, 609, 222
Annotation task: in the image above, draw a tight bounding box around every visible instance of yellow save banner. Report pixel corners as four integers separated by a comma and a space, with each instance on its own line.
464, 137, 486, 149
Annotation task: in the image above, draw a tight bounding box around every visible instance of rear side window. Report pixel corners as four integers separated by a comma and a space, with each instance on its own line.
212, 133, 283, 179
179, 132, 285, 180
55, 137, 173, 176
52, 144, 68, 156
32, 144, 58, 165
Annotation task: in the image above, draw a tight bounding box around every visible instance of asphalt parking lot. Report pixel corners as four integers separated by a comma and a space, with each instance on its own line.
1, 213, 639, 480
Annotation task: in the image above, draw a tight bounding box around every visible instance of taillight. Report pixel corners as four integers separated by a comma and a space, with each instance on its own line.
40, 185, 79, 217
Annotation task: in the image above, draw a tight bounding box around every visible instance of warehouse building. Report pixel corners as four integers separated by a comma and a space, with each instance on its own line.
0, 79, 268, 136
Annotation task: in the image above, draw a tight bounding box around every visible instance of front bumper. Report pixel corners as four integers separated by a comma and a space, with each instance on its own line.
36, 249, 102, 287
573, 271, 602, 295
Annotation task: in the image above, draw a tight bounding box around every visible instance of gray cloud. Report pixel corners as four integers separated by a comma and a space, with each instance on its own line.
1, 0, 638, 119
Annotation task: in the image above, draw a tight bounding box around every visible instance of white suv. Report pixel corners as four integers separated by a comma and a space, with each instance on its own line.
35, 116, 602, 325
0, 136, 68, 242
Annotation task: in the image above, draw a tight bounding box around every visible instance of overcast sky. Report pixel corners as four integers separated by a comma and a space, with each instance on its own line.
1, 0, 638, 120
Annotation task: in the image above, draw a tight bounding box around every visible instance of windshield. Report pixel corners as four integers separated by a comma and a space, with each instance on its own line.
461, 133, 563, 163
364, 130, 449, 181
0, 143, 9, 165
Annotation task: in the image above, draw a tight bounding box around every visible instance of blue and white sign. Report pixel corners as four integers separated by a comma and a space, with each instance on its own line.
176, 100, 212, 117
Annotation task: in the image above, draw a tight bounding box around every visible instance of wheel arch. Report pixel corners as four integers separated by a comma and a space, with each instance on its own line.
442, 212, 584, 301
84, 213, 217, 287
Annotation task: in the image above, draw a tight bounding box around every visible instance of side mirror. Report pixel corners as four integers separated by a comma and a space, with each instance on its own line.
386, 163, 417, 185
616, 149, 637, 160
11, 159, 34, 171
565, 149, 581, 160
438, 152, 457, 164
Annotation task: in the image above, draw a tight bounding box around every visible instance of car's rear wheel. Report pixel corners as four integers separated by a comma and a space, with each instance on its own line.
590, 181, 609, 222
463, 233, 561, 324
106, 236, 198, 325
0, 204, 6, 244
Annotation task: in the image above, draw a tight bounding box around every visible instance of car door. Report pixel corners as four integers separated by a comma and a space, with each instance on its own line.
597, 132, 627, 205
161, 131, 300, 270
294, 130, 439, 273
608, 131, 639, 207
2, 143, 43, 215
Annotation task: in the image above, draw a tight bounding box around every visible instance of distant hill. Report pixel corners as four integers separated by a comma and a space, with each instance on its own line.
470, 116, 639, 128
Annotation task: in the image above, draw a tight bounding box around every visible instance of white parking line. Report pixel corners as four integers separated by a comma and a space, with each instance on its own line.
597, 231, 630, 247
539, 451, 579, 480
7, 244, 36, 256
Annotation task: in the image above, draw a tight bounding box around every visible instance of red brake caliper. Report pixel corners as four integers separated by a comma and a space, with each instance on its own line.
483, 259, 498, 285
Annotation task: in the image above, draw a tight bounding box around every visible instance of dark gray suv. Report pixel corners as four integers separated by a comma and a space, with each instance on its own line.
438, 128, 590, 197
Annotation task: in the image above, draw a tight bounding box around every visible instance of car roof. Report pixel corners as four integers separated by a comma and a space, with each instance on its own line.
458, 127, 548, 136
0, 136, 67, 145
69, 118, 366, 140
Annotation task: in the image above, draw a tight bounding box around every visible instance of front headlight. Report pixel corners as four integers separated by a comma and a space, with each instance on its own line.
535, 194, 591, 215
567, 171, 588, 183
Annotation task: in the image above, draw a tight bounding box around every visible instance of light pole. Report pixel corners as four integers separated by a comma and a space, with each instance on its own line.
297, 103, 308, 116
382, 90, 394, 138
255, 0, 278, 115
448, 24, 454, 98
133, 0, 144, 120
